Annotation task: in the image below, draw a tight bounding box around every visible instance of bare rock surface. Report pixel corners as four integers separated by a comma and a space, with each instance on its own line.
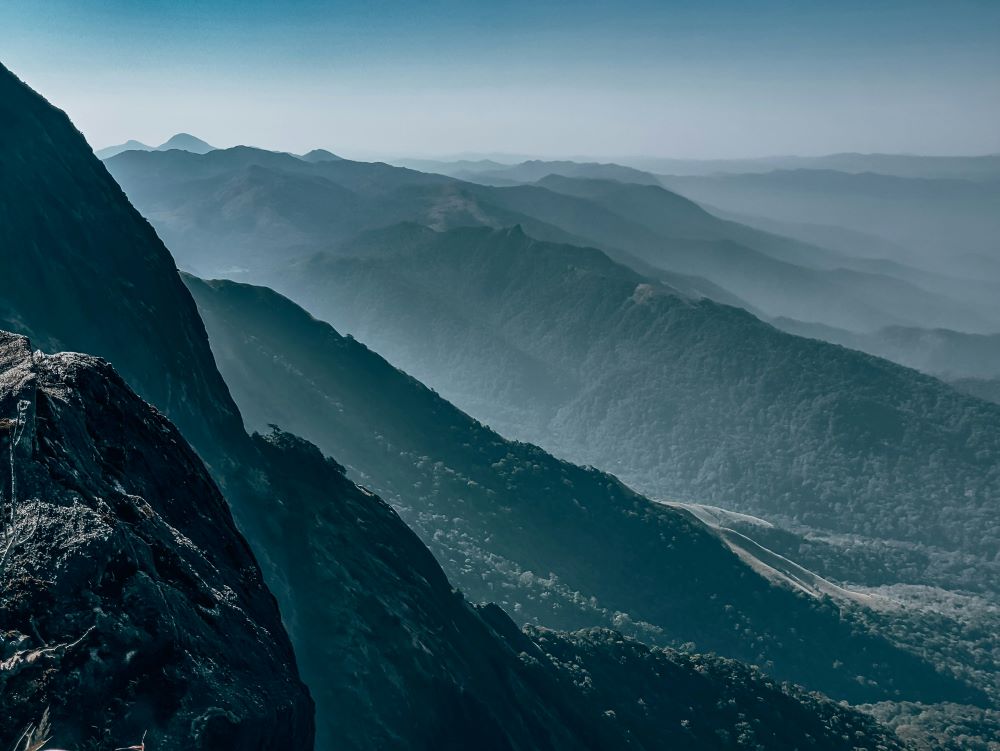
0, 332, 314, 749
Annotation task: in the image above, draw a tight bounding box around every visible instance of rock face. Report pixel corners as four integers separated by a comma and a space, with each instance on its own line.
0, 332, 314, 749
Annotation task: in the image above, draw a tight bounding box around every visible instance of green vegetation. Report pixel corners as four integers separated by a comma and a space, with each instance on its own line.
187, 274, 985, 708
267, 225, 1000, 566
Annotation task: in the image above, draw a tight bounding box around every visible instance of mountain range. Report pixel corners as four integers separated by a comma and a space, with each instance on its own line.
185, 272, 990, 707
632, 153, 1000, 180
104, 145, 1000, 336
0, 59, 941, 751
88, 111, 1000, 745
97, 137, 1000, 597
658, 169, 1000, 280
409, 158, 663, 186
261, 224, 1000, 565
94, 132, 216, 159
773, 320, 1000, 381
395, 153, 1000, 181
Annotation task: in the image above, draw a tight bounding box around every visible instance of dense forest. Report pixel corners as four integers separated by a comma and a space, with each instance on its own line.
261, 225, 1000, 565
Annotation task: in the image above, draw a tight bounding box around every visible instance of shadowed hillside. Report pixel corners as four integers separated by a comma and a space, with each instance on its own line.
264, 224, 1000, 564
186, 273, 986, 707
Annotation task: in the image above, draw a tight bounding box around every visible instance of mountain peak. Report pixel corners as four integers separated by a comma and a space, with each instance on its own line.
301, 148, 343, 163
157, 132, 215, 153
94, 139, 153, 159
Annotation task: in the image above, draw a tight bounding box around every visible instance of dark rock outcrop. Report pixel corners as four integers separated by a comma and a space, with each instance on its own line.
0, 332, 314, 749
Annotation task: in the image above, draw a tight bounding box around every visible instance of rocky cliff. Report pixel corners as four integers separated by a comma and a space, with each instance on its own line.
0, 332, 314, 749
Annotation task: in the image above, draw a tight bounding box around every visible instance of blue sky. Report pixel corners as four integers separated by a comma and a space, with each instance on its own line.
1, 0, 998, 158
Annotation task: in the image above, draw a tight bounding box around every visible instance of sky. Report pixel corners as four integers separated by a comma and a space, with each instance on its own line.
1, 0, 998, 160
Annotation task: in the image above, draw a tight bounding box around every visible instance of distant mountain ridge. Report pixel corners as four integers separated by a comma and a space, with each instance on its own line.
397, 152, 1000, 181
773, 319, 1000, 380
94, 137, 153, 157
658, 169, 1000, 277
266, 223, 1000, 564
527, 173, 996, 332
635, 152, 1000, 180
300, 148, 343, 162
102, 145, 1000, 334
96, 142, 1000, 563
95, 131, 216, 159
448, 159, 662, 186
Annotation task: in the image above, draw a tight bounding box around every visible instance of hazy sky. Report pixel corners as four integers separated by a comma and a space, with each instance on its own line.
1, 0, 998, 159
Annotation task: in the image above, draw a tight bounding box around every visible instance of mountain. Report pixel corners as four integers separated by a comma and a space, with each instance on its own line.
263, 224, 1000, 567
658, 169, 1000, 278
300, 148, 343, 162
94, 138, 153, 159
534, 174, 880, 268
7, 330, 899, 751
704, 204, 914, 261
103, 147, 999, 334
0, 56, 613, 751
185, 273, 988, 709
522, 627, 912, 751
250, 425, 917, 751
705, 206, 1000, 324
950, 377, 1000, 406
627, 153, 1000, 181
0, 60, 553, 748
95, 139, 1000, 578
0, 61, 923, 750
95, 133, 216, 160
157, 132, 215, 153
773, 320, 1000, 380
392, 157, 511, 174
528, 174, 996, 332
402, 153, 1000, 181
449, 159, 662, 186
103, 146, 459, 275
0, 67, 246, 460
0, 333, 314, 748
